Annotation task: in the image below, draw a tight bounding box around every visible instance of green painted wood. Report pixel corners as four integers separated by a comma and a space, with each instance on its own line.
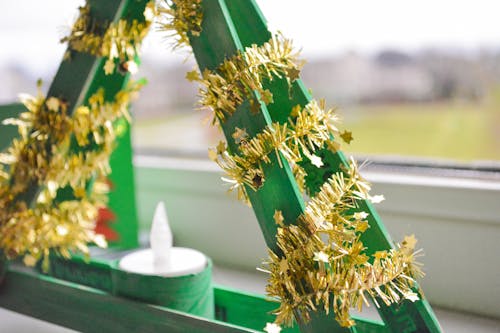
223, 0, 393, 254
191, 0, 307, 255
107, 120, 139, 248
189, 0, 441, 332
215, 285, 300, 333
43, 249, 214, 318
0, 265, 257, 333
46, 251, 114, 292
0, 260, 391, 333
189, 1, 352, 332
214, 286, 389, 333
0, 256, 5, 285
0, 103, 24, 151
110, 259, 215, 318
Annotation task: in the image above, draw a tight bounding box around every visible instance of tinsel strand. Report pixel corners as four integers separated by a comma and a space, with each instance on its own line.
0, 1, 150, 267
157, 0, 203, 50
194, 34, 303, 123
264, 160, 423, 327
208, 99, 343, 201
61, 2, 156, 75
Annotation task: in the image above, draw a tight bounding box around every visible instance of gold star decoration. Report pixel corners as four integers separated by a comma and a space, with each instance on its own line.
278, 259, 288, 273
313, 251, 329, 263
290, 104, 301, 117
286, 67, 301, 81
402, 234, 418, 249
340, 130, 353, 144
186, 69, 200, 82
273, 210, 284, 226
353, 211, 369, 220
124, 60, 138, 74
104, 59, 115, 75
232, 127, 248, 144
260, 89, 274, 105
369, 194, 385, 204
208, 148, 218, 162
373, 250, 388, 260
355, 221, 370, 232
216, 141, 226, 154
45, 97, 61, 112
250, 99, 261, 114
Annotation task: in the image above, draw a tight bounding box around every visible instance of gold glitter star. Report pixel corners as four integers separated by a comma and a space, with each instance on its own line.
309, 154, 323, 168
279, 259, 288, 273
402, 234, 418, 249
216, 141, 226, 154
353, 211, 369, 220
286, 67, 301, 81
104, 59, 115, 75
273, 210, 284, 226
232, 127, 248, 144
250, 99, 261, 114
208, 148, 218, 161
45, 97, 60, 111
186, 69, 200, 82
313, 251, 329, 263
261, 89, 273, 105
340, 130, 353, 144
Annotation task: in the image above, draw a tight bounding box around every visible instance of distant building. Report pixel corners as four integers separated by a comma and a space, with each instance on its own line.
302, 50, 434, 105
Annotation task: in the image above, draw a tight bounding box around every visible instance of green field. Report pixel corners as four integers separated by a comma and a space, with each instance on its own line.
133, 100, 500, 162
341, 101, 500, 161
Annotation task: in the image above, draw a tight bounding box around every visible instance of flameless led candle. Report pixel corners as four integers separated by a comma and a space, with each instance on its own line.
118, 202, 207, 277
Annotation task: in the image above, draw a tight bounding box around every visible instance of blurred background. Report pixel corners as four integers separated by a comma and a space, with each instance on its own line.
1, 0, 500, 162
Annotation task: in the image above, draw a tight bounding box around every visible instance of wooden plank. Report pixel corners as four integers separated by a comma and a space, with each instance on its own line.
0, 265, 258, 333
189, 1, 353, 331
190, 0, 306, 253
0, 261, 389, 333
214, 286, 389, 333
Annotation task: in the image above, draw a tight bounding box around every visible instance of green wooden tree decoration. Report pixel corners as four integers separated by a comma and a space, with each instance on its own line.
171, 0, 442, 332
0, 0, 442, 332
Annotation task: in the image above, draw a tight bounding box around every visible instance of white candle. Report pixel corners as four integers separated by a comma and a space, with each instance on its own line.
119, 202, 207, 277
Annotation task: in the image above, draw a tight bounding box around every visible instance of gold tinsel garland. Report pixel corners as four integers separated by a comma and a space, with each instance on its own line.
192, 34, 303, 123
163, 3, 424, 328
61, 2, 156, 75
0, 2, 152, 267
264, 159, 423, 327
0, 80, 144, 268
208, 99, 344, 201
157, 0, 203, 50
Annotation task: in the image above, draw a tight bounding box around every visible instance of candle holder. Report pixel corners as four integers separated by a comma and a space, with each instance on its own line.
111, 202, 214, 318
43, 249, 214, 319
110, 257, 214, 319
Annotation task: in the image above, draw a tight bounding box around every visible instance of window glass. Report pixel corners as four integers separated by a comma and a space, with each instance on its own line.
1, 1, 499, 162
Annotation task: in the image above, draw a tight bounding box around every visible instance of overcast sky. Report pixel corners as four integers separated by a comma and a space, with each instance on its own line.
0, 0, 499, 75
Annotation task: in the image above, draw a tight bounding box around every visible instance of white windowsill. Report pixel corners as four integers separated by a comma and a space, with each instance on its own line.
134, 155, 500, 322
